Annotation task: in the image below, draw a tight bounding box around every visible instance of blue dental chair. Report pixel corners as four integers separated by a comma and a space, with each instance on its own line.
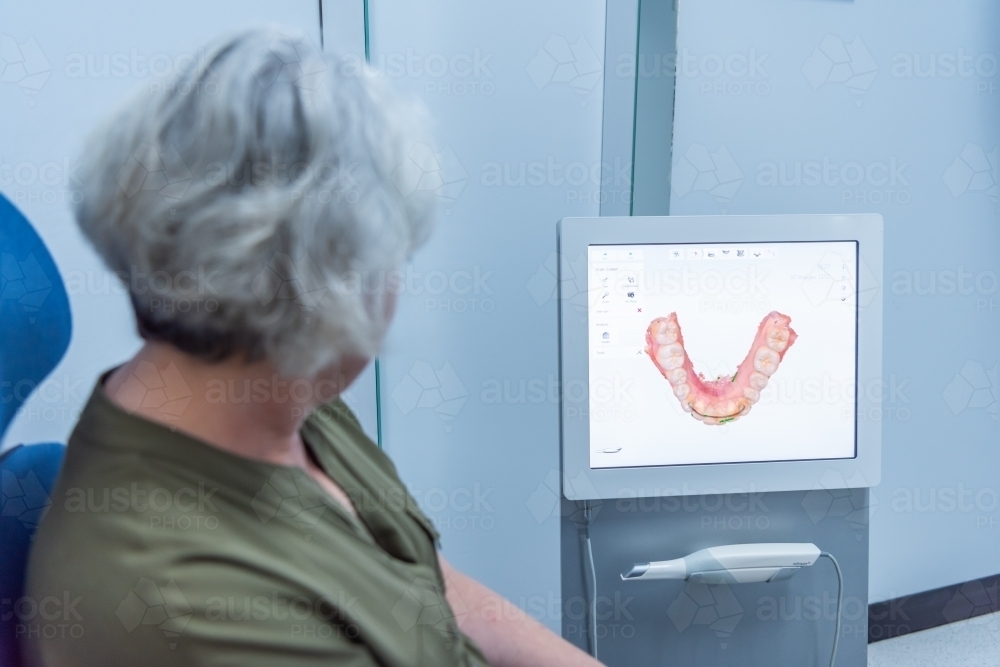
0, 194, 72, 667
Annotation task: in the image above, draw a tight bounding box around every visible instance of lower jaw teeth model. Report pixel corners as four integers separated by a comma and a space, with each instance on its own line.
646, 311, 798, 425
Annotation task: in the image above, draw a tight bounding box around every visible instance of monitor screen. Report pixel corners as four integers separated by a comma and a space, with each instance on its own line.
587, 240, 858, 469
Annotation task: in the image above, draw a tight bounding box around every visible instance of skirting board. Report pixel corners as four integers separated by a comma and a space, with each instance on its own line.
869, 574, 1000, 642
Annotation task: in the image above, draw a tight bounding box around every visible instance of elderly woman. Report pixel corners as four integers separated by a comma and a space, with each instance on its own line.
25, 29, 601, 667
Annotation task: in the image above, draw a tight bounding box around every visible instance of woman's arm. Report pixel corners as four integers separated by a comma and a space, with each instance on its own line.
439, 555, 604, 667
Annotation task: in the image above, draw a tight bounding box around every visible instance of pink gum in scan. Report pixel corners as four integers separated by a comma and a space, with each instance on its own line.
646, 311, 798, 425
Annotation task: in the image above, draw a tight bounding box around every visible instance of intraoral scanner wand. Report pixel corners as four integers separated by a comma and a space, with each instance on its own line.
620, 543, 842, 667
621, 542, 821, 584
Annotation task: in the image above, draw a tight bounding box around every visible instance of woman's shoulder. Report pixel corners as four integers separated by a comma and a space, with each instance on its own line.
302, 398, 444, 559
23, 439, 378, 665
303, 399, 400, 480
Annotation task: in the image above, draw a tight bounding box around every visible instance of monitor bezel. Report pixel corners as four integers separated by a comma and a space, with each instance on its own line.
558, 214, 883, 500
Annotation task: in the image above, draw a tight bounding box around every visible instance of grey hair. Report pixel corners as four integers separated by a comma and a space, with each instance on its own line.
75, 27, 436, 376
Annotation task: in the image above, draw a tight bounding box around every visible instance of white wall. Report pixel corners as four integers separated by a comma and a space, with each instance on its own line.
669, 0, 1000, 602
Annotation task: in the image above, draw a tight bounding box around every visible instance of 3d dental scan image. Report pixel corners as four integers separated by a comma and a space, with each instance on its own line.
583, 236, 863, 470
2, 1, 998, 667
646, 309, 798, 426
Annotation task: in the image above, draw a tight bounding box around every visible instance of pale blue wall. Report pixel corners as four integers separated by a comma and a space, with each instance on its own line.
368, 0, 606, 631
1, 0, 608, 634
668, 0, 1000, 602
0, 0, 322, 449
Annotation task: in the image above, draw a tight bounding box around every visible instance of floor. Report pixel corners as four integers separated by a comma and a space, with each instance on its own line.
868, 611, 1000, 666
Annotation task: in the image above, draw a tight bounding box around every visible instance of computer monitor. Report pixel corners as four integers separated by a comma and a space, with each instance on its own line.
558, 215, 882, 500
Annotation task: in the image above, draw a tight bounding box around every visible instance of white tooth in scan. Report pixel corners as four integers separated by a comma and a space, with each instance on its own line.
645, 312, 798, 425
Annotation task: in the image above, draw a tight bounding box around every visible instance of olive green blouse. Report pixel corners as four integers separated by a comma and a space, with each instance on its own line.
24, 377, 490, 667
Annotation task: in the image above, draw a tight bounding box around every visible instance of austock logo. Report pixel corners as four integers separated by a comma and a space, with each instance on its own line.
116, 143, 193, 203
525, 252, 588, 314
4, 591, 85, 640
361, 48, 494, 97
798, 252, 881, 319
801, 470, 877, 540
391, 361, 468, 431
251, 469, 329, 537
251, 34, 326, 92
525, 469, 598, 524
671, 143, 743, 212
392, 143, 468, 214
1, 467, 53, 530
943, 144, 997, 204
941, 580, 999, 633
667, 581, 743, 648
251, 252, 327, 312
527, 35, 602, 104
116, 578, 192, 649
112, 361, 193, 422
802, 35, 878, 106
943, 360, 997, 420
391, 577, 467, 653
756, 155, 911, 206
0, 35, 51, 104
1, 251, 54, 318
